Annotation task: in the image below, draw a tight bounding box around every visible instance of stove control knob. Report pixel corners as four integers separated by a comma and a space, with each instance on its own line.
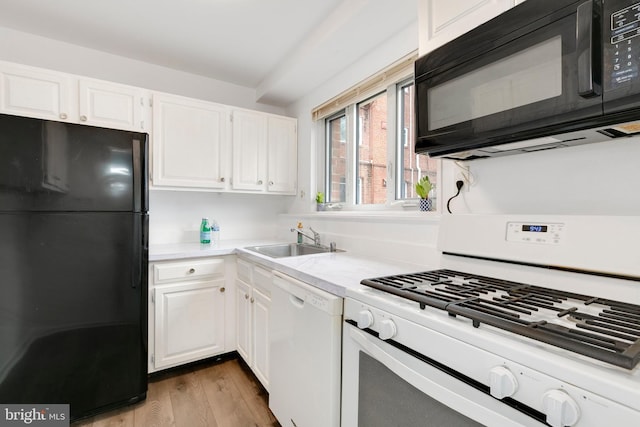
542, 390, 580, 427
378, 319, 397, 340
489, 366, 518, 399
357, 310, 374, 329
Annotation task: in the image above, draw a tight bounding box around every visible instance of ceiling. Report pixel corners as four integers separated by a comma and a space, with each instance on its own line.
0, 0, 418, 106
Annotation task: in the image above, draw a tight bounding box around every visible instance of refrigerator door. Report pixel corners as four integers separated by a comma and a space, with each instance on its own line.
0, 212, 148, 420
0, 113, 147, 213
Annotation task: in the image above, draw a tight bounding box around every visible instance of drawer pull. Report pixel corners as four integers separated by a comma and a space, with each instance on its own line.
188, 268, 196, 274
220, 287, 226, 293
245, 294, 250, 299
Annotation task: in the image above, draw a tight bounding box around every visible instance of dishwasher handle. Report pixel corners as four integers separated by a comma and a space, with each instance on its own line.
273, 271, 343, 316
289, 294, 305, 308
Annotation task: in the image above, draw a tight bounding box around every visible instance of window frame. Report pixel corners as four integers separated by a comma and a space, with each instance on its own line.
317, 54, 440, 212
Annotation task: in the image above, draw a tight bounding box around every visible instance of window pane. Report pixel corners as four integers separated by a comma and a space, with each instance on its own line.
398, 82, 438, 200
357, 92, 387, 205
327, 113, 347, 203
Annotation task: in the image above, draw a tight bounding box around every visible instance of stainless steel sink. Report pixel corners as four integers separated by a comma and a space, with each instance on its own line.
244, 243, 343, 258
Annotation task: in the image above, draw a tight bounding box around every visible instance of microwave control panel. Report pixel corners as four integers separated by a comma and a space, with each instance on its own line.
606, 1, 640, 89
505, 222, 565, 245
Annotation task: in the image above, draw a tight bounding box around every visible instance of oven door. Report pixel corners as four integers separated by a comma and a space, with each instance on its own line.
341, 321, 547, 427
414, 2, 603, 158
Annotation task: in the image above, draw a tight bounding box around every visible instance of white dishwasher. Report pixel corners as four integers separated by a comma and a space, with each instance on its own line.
269, 271, 343, 427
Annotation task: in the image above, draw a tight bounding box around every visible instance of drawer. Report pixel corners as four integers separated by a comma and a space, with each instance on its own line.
153, 258, 225, 284
237, 258, 252, 283
253, 265, 272, 296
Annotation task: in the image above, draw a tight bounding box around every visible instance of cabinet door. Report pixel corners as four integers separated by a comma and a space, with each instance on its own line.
0, 64, 73, 122
152, 93, 229, 189
154, 280, 225, 369
232, 109, 268, 191
419, 0, 515, 55
79, 79, 148, 131
267, 116, 297, 194
235, 278, 252, 364
252, 287, 271, 390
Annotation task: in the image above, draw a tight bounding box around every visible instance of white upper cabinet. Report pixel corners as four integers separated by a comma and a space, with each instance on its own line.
0, 63, 74, 122
419, 0, 521, 56
79, 79, 149, 131
152, 93, 230, 190
0, 60, 297, 195
0, 61, 150, 132
232, 110, 297, 194
267, 116, 297, 194
232, 109, 268, 191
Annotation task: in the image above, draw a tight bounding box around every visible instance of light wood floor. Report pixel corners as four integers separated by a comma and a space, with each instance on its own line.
73, 357, 280, 427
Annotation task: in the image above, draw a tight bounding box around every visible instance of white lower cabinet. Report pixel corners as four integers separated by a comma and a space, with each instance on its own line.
235, 257, 272, 390
149, 256, 232, 372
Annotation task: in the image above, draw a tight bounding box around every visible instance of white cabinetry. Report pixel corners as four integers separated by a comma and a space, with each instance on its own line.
232, 110, 297, 194
418, 0, 521, 55
235, 257, 272, 390
0, 63, 74, 122
0, 61, 149, 131
149, 257, 230, 372
152, 93, 230, 189
78, 78, 149, 131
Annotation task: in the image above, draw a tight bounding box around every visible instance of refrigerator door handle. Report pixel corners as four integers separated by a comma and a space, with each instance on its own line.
131, 216, 144, 289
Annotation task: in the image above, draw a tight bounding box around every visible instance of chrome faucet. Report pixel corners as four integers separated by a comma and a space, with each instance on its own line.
290, 226, 321, 246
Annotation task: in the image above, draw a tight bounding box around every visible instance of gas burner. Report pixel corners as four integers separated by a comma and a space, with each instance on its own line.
361, 269, 640, 369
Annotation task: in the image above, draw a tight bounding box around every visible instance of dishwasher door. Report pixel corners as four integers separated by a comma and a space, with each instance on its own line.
269, 271, 343, 427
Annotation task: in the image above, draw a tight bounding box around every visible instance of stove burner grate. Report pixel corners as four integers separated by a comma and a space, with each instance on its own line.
361, 269, 640, 369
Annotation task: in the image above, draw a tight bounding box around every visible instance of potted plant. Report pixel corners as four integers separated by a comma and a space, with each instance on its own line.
316, 192, 327, 211
415, 176, 433, 211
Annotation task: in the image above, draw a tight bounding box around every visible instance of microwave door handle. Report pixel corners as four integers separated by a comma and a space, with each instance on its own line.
577, 0, 599, 98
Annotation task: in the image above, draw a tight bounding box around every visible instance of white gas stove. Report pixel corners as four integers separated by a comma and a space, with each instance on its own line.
342, 215, 640, 427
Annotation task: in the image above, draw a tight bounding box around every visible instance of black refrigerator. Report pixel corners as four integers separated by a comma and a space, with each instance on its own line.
0, 113, 148, 421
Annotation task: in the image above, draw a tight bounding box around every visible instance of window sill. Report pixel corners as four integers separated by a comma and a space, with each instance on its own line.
281, 210, 442, 225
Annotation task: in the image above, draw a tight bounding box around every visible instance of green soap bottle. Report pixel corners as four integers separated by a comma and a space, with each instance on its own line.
200, 218, 211, 244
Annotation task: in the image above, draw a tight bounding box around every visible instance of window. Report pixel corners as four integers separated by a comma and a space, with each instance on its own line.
397, 80, 437, 200
326, 112, 347, 203
356, 92, 387, 205
320, 73, 437, 209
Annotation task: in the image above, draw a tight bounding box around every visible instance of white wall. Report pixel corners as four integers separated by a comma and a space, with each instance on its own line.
149, 190, 291, 244
276, 213, 440, 266
0, 26, 284, 113
441, 137, 640, 215
0, 26, 294, 245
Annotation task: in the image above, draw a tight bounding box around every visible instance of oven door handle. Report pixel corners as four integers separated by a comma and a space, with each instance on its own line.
347, 326, 525, 427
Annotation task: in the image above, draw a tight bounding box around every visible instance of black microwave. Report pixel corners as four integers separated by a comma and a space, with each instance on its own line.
415, 0, 640, 160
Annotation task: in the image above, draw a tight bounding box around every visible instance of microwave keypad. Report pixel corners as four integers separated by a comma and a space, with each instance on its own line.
607, 2, 640, 88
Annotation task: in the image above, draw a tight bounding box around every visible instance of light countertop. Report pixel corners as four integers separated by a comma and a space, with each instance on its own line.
150, 240, 439, 297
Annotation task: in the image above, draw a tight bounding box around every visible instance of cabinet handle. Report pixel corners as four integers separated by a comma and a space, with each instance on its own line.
220, 287, 226, 293
245, 294, 250, 299
220, 177, 225, 182
250, 297, 255, 303
269, 181, 274, 186
257, 180, 263, 185
80, 115, 87, 121
188, 268, 196, 274
59, 113, 68, 120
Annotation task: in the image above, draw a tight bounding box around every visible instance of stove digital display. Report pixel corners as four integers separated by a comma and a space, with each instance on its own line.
522, 225, 548, 232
